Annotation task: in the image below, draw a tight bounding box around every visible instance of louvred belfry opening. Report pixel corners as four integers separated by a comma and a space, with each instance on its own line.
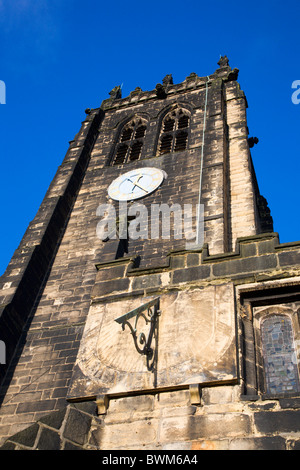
158, 108, 190, 155
112, 118, 147, 165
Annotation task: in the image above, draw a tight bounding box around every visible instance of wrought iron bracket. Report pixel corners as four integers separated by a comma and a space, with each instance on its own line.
114, 297, 160, 360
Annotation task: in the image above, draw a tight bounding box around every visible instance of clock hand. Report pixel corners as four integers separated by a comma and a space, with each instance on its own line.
126, 177, 148, 193
133, 174, 142, 184
134, 183, 148, 193
132, 174, 148, 192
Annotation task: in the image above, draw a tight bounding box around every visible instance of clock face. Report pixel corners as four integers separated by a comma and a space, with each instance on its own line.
108, 167, 165, 201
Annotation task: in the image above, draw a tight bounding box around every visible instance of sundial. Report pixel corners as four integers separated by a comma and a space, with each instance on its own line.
68, 285, 238, 403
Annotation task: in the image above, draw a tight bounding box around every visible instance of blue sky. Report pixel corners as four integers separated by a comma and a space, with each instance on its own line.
0, 0, 300, 275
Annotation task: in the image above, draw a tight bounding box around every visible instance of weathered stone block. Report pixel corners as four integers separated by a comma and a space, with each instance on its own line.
202, 385, 234, 405
37, 427, 61, 450
8, 423, 39, 447
254, 410, 300, 434
162, 441, 192, 450
159, 414, 190, 443
172, 265, 210, 284
278, 250, 300, 267
131, 274, 161, 291
160, 411, 251, 443
108, 394, 154, 414
63, 440, 84, 450
188, 413, 251, 440
38, 409, 67, 429
240, 242, 257, 258
157, 389, 191, 407
96, 419, 158, 449
279, 397, 300, 409
212, 254, 277, 277
0, 441, 16, 450
91, 278, 130, 298
191, 439, 230, 450
186, 253, 200, 267
257, 239, 276, 255
63, 408, 92, 445
229, 436, 286, 450
95, 265, 126, 282
169, 255, 185, 269
71, 401, 97, 415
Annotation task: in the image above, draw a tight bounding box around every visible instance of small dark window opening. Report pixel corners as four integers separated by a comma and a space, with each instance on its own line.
135, 125, 146, 139
163, 118, 175, 132
121, 127, 133, 142
175, 131, 188, 152
178, 115, 189, 129
129, 141, 143, 161
114, 144, 128, 165
159, 135, 173, 155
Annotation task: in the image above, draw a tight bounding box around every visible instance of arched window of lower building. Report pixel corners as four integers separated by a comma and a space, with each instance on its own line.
261, 314, 300, 396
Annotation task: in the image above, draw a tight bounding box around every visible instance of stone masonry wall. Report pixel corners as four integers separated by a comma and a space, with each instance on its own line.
2, 386, 300, 450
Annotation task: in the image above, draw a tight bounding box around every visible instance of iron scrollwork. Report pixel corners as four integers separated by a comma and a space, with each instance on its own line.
114, 298, 160, 362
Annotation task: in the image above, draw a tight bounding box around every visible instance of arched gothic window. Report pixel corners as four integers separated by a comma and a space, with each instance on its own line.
112, 118, 147, 165
158, 108, 190, 155
260, 314, 300, 396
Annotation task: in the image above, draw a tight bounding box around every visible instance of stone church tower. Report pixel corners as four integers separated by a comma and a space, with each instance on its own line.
1, 57, 300, 450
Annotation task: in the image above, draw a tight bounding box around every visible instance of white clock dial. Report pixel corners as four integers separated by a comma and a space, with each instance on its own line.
108, 167, 165, 201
